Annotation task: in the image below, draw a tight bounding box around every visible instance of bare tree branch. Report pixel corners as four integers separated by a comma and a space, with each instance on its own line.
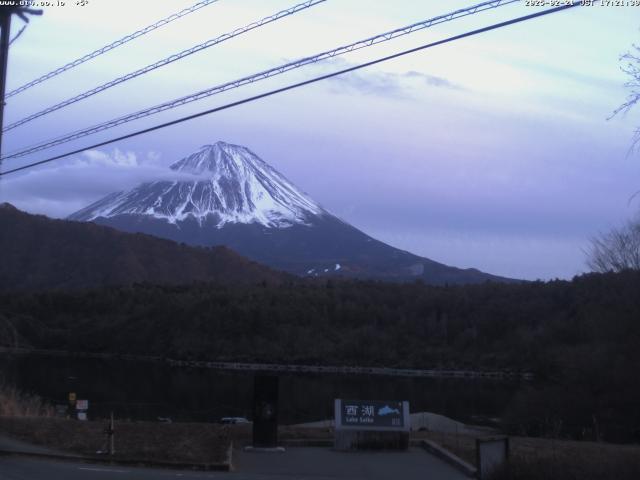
611, 43, 640, 152
587, 218, 640, 273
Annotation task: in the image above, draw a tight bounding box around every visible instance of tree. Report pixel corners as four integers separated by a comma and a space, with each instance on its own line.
612, 43, 640, 150
587, 217, 640, 272
590, 44, 640, 273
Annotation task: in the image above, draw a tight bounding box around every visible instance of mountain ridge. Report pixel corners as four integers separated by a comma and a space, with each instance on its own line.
0, 203, 286, 291
69, 141, 515, 285
70, 141, 324, 228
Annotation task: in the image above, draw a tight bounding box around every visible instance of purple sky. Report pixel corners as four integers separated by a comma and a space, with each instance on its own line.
1, 0, 639, 280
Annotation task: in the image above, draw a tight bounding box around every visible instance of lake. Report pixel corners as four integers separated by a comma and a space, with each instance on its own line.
0, 355, 523, 424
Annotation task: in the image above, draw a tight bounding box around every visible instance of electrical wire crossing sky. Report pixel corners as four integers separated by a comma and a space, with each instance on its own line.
5, 0, 223, 98
0, 0, 638, 281
3, 0, 326, 133
1, 0, 519, 162
0, 3, 579, 176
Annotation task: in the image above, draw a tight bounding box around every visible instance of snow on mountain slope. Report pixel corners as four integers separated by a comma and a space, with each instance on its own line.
69, 141, 515, 284
69, 141, 325, 228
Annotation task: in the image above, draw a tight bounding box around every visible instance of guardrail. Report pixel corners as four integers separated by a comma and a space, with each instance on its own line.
0, 347, 533, 380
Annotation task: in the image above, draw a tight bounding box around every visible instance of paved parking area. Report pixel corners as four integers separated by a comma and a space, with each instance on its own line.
0, 447, 469, 480
235, 446, 469, 479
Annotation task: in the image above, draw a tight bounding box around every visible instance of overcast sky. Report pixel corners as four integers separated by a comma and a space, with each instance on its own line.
1, 0, 639, 280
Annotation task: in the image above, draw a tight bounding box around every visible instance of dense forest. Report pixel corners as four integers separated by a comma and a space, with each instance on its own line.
0, 203, 285, 290
1, 270, 639, 441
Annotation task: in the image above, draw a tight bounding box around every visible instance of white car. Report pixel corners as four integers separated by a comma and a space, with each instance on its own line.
219, 417, 250, 424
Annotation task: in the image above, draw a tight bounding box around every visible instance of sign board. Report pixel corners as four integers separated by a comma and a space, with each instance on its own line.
68, 392, 76, 403
77, 412, 87, 421
76, 399, 89, 411
335, 399, 410, 431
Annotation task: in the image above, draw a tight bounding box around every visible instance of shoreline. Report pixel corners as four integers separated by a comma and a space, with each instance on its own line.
0, 346, 533, 380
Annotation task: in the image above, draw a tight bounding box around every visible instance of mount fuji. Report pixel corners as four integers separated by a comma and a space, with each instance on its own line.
69, 141, 509, 284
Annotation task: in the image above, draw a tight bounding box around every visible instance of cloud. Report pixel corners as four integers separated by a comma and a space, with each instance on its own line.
320, 59, 462, 98
80, 148, 165, 168
0, 148, 186, 219
404, 70, 461, 89
81, 149, 138, 167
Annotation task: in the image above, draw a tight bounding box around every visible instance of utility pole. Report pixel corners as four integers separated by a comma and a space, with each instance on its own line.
0, 3, 41, 161
0, 6, 12, 159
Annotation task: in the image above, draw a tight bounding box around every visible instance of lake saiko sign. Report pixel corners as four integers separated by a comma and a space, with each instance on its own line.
336, 399, 407, 429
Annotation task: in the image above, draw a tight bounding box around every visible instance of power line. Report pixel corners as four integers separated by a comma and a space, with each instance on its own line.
1, 0, 519, 161
9, 23, 26, 45
5, 0, 222, 99
3, 0, 326, 133
0, 3, 580, 177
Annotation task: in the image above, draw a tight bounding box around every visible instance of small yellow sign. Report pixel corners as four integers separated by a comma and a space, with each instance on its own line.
68, 392, 76, 403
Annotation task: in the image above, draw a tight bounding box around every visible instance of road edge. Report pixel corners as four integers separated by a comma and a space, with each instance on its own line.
418, 439, 477, 478
0, 446, 232, 472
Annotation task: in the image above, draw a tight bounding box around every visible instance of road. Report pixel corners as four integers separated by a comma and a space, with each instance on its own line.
235, 446, 469, 479
0, 457, 223, 480
0, 447, 469, 480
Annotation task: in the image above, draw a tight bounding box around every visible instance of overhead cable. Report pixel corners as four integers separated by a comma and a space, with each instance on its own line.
2, 0, 518, 160
0, 4, 580, 177
3, 0, 326, 132
5, 0, 223, 98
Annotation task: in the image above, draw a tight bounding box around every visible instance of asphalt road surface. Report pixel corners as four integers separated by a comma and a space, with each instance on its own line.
0, 448, 468, 480
235, 447, 469, 479
0, 457, 223, 480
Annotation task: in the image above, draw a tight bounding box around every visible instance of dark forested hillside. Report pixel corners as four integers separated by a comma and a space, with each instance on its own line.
2, 203, 640, 441
3, 271, 638, 372
1, 270, 640, 440
0, 203, 286, 290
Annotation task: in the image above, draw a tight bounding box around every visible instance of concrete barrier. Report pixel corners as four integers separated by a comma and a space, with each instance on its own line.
419, 439, 477, 478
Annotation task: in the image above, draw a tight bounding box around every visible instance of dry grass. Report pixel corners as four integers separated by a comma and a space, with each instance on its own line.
489, 449, 640, 480
3, 414, 638, 477
0, 417, 231, 464
0, 416, 330, 465
412, 430, 640, 480
0, 384, 53, 417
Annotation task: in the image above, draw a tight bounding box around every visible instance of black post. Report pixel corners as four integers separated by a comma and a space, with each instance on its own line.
252, 375, 279, 448
109, 411, 115, 455
0, 9, 11, 159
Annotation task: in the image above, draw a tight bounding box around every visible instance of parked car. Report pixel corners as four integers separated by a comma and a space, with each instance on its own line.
219, 416, 250, 424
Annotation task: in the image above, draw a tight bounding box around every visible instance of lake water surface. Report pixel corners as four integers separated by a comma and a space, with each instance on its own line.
0, 355, 523, 424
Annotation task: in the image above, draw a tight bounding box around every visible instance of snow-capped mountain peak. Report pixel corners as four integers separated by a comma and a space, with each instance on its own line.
170, 141, 256, 176
69, 141, 325, 228
68, 141, 511, 285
